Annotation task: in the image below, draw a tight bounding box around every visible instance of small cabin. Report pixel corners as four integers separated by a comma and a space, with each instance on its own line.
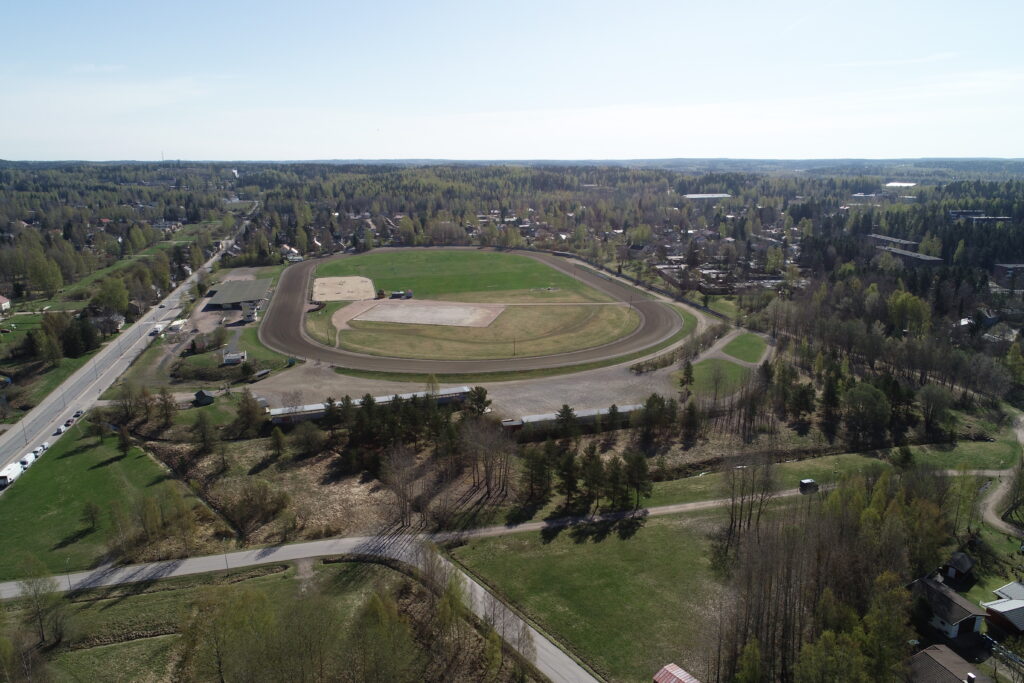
194, 390, 216, 406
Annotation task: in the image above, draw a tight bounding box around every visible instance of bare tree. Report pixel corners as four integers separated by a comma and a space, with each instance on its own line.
382, 444, 417, 527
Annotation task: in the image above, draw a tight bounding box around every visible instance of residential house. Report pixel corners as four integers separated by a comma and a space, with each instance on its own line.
981, 582, 1024, 634
909, 644, 992, 683
0, 295, 10, 313
913, 577, 985, 639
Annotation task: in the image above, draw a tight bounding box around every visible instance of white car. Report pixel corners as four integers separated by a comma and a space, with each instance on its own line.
19, 453, 36, 469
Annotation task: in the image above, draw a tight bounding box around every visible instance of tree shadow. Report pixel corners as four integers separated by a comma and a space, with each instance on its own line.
505, 497, 548, 526
52, 526, 94, 550
147, 473, 172, 487
89, 454, 126, 469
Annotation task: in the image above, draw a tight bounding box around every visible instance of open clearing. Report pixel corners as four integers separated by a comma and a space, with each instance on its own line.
315, 249, 611, 303
341, 303, 640, 360
721, 332, 767, 363
452, 511, 721, 681
353, 300, 506, 327
678, 358, 751, 398
313, 275, 376, 301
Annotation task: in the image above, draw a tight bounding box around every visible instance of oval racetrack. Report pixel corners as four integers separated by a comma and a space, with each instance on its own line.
259, 248, 682, 373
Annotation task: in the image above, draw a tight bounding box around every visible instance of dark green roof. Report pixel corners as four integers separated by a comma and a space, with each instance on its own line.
208, 278, 272, 306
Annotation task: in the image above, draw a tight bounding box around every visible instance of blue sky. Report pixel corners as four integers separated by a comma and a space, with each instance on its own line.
3, 0, 1023, 160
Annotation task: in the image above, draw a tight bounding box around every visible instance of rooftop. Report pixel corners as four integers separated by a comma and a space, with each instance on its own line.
208, 278, 273, 306
909, 644, 991, 683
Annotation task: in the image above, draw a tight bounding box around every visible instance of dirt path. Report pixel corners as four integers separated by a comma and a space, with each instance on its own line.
979, 417, 1024, 538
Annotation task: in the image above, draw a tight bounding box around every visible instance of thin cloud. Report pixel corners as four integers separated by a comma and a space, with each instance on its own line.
70, 63, 126, 74
830, 52, 958, 68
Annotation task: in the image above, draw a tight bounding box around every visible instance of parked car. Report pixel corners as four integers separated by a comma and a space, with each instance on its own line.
31, 446, 43, 456
73, 409, 84, 418
0, 463, 22, 488
64, 418, 74, 427
55, 425, 66, 435
19, 453, 36, 469
799, 479, 819, 494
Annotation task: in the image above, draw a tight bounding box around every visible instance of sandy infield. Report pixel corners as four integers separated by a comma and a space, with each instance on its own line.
329, 300, 506, 332
313, 276, 376, 301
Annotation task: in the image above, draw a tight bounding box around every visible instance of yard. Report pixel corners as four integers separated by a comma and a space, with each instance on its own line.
679, 358, 751, 398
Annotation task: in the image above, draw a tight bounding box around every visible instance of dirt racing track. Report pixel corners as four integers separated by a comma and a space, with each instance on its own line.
259, 248, 684, 373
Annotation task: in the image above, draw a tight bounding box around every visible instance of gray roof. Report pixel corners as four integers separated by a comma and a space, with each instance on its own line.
910, 645, 991, 683
948, 551, 975, 574
877, 246, 943, 262
208, 278, 272, 306
915, 577, 985, 625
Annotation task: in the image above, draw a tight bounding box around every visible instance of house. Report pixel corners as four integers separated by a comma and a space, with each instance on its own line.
0, 295, 9, 313
653, 663, 701, 683
909, 644, 991, 682
194, 390, 216, 406
913, 577, 985, 639
981, 582, 1024, 633
222, 350, 247, 366
943, 552, 976, 582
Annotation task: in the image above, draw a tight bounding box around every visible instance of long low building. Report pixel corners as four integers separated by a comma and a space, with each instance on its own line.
501, 404, 645, 435
207, 278, 273, 309
269, 386, 473, 424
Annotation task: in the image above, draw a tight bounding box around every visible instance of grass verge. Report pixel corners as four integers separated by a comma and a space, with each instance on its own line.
721, 332, 767, 363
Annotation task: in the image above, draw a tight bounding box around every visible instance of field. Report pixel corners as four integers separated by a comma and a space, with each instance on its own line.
0, 425, 198, 580
721, 332, 767, 363
341, 304, 640, 360
682, 358, 751, 398
452, 511, 722, 681
316, 250, 611, 303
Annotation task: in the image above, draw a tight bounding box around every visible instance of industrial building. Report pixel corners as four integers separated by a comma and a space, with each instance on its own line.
207, 278, 273, 310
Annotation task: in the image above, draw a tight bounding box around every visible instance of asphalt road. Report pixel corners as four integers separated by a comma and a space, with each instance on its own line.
259, 247, 683, 373
0, 207, 255, 475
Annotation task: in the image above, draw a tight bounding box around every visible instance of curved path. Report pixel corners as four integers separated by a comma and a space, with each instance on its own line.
260, 248, 683, 373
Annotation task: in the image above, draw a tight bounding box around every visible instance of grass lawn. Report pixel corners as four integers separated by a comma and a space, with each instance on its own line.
317, 250, 611, 303
681, 358, 751, 398
451, 512, 722, 681
341, 304, 640, 360
306, 302, 349, 347
0, 425, 197, 580
174, 393, 241, 428
909, 432, 1020, 470
685, 294, 738, 319
645, 453, 890, 507
721, 333, 767, 363
335, 304, 695, 383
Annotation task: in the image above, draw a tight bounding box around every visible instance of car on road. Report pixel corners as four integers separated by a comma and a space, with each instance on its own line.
64, 418, 74, 427
19, 453, 36, 469
32, 446, 43, 456
159, 304, 165, 308
55, 425, 66, 435
73, 409, 84, 418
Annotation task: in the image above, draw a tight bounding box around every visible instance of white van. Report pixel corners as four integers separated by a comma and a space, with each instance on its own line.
40, 441, 50, 451
32, 446, 43, 456
0, 463, 22, 488
19, 453, 36, 469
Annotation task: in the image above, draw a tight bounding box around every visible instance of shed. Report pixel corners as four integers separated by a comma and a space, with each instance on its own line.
194, 390, 216, 406
653, 663, 701, 683
944, 551, 976, 581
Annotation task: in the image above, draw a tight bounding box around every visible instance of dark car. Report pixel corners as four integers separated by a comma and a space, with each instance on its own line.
73, 409, 84, 418
64, 418, 74, 427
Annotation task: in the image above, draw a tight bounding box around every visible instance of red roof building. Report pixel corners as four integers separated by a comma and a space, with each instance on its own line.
653, 663, 701, 683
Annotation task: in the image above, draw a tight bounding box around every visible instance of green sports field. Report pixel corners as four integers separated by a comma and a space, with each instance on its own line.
675, 358, 751, 398
315, 250, 611, 303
